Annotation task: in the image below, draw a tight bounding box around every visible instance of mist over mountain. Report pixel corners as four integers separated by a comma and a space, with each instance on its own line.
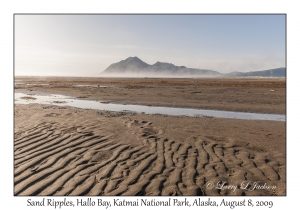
101, 57, 221, 77
225, 68, 286, 77
101, 57, 286, 77
103, 57, 150, 74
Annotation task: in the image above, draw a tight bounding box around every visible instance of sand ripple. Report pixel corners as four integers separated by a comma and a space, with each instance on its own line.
14, 119, 285, 196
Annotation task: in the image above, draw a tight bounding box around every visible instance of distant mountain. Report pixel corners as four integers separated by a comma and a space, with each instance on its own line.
104, 57, 150, 74
101, 57, 286, 77
226, 68, 286, 77
101, 57, 221, 77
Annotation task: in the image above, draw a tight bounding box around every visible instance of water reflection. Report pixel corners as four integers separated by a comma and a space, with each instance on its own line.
14, 92, 286, 122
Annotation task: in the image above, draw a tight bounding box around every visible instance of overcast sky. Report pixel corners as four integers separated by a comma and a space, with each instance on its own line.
15, 14, 285, 76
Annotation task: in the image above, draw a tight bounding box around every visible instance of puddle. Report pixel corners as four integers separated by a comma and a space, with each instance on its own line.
14, 92, 286, 122
74, 85, 109, 88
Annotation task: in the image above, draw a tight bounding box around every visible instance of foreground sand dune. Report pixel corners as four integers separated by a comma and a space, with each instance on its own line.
14, 104, 285, 196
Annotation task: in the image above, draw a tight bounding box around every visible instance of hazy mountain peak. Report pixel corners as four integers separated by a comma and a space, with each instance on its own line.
126, 56, 142, 61
101, 57, 285, 78
124, 57, 148, 65
102, 57, 220, 77
153, 61, 175, 67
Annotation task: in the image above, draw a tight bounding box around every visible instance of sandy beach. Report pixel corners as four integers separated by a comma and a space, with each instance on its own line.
14, 77, 286, 196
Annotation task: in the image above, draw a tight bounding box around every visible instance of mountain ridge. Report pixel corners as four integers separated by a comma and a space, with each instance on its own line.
225, 67, 286, 77
101, 57, 285, 77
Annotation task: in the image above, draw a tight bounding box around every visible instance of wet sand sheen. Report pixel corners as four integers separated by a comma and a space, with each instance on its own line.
14, 77, 286, 196
14, 104, 286, 196
15, 92, 285, 121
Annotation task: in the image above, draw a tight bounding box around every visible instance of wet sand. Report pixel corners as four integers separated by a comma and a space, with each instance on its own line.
15, 77, 286, 114
14, 77, 286, 196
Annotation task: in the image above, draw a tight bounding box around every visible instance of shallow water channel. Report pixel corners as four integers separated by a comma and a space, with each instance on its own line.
14, 92, 286, 122
73, 85, 109, 88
